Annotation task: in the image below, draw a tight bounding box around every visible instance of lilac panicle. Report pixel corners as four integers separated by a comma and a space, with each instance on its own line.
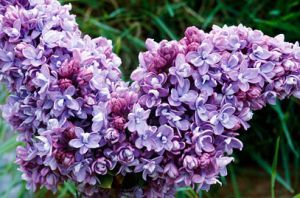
128, 24, 300, 194
0, 0, 126, 194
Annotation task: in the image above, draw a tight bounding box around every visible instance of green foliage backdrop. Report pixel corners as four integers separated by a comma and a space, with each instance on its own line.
0, 0, 300, 197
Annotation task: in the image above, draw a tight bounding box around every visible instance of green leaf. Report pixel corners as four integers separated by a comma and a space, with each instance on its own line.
295, 157, 299, 191
144, 12, 177, 40
229, 165, 240, 198
0, 135, 20, 154
250, 152, 294, 193
99, 175, 114, 189
281, 140, 291, 186
165, 1, 174, 17
176, 187, 198, 198
90, 19, 120, 34
293, 194, 300, 198
271, 137, 280, 198
271, 103, 299, 157
202, 2, 222, 29
58, 181, 76, 198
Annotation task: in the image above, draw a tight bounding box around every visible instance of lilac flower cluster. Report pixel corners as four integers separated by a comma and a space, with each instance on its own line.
0, 0, 131, 194
129, 25, 300, 194
1, 0, 300, 197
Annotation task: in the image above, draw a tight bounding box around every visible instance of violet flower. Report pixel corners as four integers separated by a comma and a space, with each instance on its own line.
91, 157, 113, 175
127, 104, 150, 135
22, 44, 46, 66
69, 127, 102, 154
135, 126, 157, 151
52, 86, 80, 116
33, 136, 52, 157
210, 104, 239, 134
92, 104, 107, 132
186, 42, 221, 74
153, 125, 174, 152
134, 156, 163, 180
168, 79, 198, 107
169, 53, 192, 86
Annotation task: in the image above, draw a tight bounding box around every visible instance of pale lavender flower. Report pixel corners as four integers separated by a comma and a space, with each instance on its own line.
257, 62, 275, 83
210, 104, 239, 134
156, 103, 190, 131
103, 128, 120, 144
163, 163, 179, 179
169, 53, 191, 86
183, 155, 199, 170
91, 157, 113, 175
52, 86, 80, 116
193, 73, 217, 96
71, 160, 95, 183
69, 127, 101, 154
32, 65, 53, 98
186, 42, 221, 74
92, 104, 107, 132
139, 89, 161, 108
194, 130, 215, 155
285, 75, 299, 94
135, 126, 157, 151
168, 79, 198, 107
229, 61, 261, 92
117, 146, 139, 175
142, 73, 168, 96
127, 104, 150, 134
33, 136, 52, 157
0, 48, 14, 70
22, 44, 46, 66
153, 125, 174, 152
195, 94, 216, 123
224, 136, 243, 154
134, 156, 163, 180
250, 45, 272, 60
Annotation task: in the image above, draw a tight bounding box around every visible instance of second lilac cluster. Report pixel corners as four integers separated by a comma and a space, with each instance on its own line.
128, 25, 300, 194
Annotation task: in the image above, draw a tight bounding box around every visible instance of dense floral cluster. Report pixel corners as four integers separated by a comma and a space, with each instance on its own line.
129, 25, 300, 194
0, 0, 132, 195
1, 0, 300, 197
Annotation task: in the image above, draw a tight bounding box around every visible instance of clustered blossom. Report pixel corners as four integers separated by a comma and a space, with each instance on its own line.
1, 0, 300, 197
0, 0, 131, 195
129, 25, 300, 195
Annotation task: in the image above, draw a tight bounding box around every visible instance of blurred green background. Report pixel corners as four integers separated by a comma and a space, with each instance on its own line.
1, 0, 300, 197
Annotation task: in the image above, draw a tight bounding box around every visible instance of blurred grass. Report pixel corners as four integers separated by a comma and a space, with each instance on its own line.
0, 0, 300, 197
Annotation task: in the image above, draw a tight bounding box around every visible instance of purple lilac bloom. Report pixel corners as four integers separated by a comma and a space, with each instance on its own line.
52, 86, 80, 116
0, 0, 127, 195
127, 103, 150, 134
69, 127, 102, 154
1, 0, 300, 195
134, 156, 163, 180
168, 79, 198, 108
135, 126, 157, 151
186, 42, 221, 74
152, 125, 174, 152
91, 157, 113, 175
210, 104, 240, 134
127, 24, 300, 195
169, 53, 192, 86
